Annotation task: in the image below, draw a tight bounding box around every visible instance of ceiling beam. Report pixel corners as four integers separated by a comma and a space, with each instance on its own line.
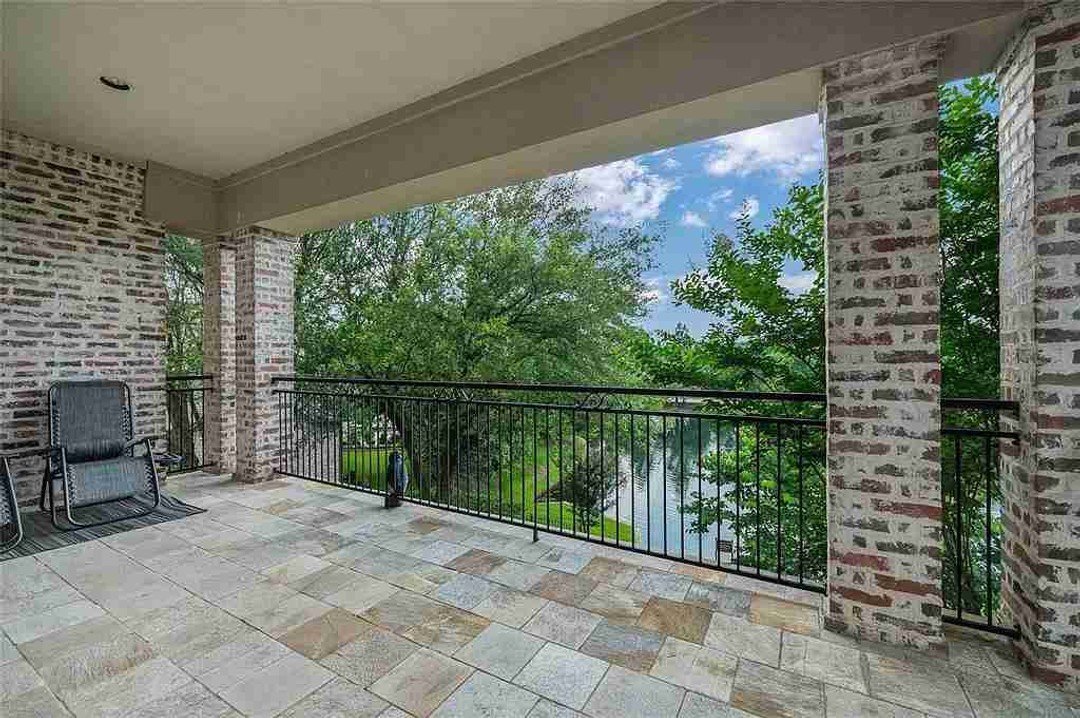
145, 1, 1026, 237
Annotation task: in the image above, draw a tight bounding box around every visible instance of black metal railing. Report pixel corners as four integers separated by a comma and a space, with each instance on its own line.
941, 397, 1020, 637
165, 375, 212, 474
273, 377, 828, 592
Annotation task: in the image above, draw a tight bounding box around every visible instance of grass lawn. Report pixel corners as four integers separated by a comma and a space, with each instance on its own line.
339, 443, 633, 542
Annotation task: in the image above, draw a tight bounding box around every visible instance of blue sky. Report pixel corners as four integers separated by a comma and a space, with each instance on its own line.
564, 113, 823, 336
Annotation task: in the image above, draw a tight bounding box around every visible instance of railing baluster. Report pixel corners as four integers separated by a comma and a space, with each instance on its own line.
985, 433, 993, 627
614, 413, 619, 547
697, 416, 703, 562
798, 424, 804, 586
662, 414, 668, 557
955, 433, 963, 620
630, 413, 636, 551
755, 422, 761, 576
776, 422, 782, 580
600, 411, 605, 544
679, 415, 685, 561
735, 422, 741, 572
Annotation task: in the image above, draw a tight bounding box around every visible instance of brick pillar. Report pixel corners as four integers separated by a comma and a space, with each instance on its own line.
234, 226, 295, 483
202, 237, 237, 473
821, 37, 946, 648
997, 2, 1080, 691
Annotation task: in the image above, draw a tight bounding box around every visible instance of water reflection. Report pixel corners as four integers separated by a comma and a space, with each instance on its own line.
604, 417, 734, 564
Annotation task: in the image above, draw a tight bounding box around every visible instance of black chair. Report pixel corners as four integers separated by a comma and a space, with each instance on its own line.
39, 380, 160, 529
1, 453, 24, 552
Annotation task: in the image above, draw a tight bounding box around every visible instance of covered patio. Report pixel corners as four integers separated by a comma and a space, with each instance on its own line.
3, 471, 1074, 717
2, 1, 1079, 714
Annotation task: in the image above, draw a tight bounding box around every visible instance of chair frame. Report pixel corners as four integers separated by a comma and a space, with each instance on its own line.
1, 454, 25, 553
39, 380, 161, 530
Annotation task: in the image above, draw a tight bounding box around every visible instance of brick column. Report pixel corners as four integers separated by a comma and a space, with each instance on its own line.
234, 226, 295, 483
202, 237, 237, 473
821, 37, 946, 648
997, 2, 1080, 691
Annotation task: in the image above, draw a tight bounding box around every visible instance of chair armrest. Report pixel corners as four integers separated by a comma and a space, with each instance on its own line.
124, 436, 162, 455
1, 447, 56, 462
123, 434, 160, 444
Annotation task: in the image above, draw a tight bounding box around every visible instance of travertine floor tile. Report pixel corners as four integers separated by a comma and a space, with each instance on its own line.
432, 574, 497, 610
730, 659, 825, 718
402, 604, 489, 654
865, 653, 973, 718
359, 591, 448, 634
704, 611, 782, 666
453, 623, 544, 680
628, 569, 692, 601
636, 597, 711, 644
431, 671, 539, 717
530, 571, 597, 606
278, 677, 388, 718
650, 636, 739, 702
750, 594, 820, 635
369, 648, 472, 717
281, 607, 371, 660
3, 600, 106, 645
523, 601, 602, 649
536, 548, 592, 574
678, 691, 755, 717
584, 664, 685, 718
580, 583, 649, 626
579, 620, 663, 672
0, 685, 74, 717
780, 632, 865, 693
471, 586, 547, 628
527, 698, 584, 718
485, 560, 551, 591
323, 578, 399, 615
579, 557, 640, 588
319, 621, 418, 687
218, 651, 333, 718
445, 549, 506, 576
684, 582, 751, 617
513, 643, 608, 710
823, 684, 923, 718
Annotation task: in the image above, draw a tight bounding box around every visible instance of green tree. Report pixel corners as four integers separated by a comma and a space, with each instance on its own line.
939, 76, 999, 399
631, 182, 824, 402
632, 76, 1001, 590
163, 234, 204, 375
293, 177, 657, 507
296, 178, 656, 385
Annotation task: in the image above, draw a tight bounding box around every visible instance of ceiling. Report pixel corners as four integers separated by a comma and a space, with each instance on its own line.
2, 2, 654, 179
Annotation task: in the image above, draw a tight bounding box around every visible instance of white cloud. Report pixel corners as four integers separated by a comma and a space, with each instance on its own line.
705, 114, 822, 182
728, 196, 760, 220
705, 188, 733, 211
569, 159, 676, 226
641, 276, 667, 303
779, 271, 817, 294
661, 157, 681, 170
680, 211, 707, 228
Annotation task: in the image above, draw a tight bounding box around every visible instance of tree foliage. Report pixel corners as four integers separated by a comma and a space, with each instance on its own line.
939, 76, 999, 398
296, 178, 656, 385
164, 234, 204, 375
630, 183, 824, 403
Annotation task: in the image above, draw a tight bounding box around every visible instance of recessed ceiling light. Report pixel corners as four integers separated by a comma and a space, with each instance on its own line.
99, 76, 132, 92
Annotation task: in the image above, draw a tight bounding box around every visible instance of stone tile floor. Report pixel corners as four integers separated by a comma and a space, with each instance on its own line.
1, 472, 1077, 718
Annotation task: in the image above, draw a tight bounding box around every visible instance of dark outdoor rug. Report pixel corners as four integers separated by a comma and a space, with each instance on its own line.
1, 494, 205, 560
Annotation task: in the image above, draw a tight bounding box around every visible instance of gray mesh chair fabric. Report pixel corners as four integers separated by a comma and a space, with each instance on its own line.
1, 456, 23, 552
42, 380, 160, 529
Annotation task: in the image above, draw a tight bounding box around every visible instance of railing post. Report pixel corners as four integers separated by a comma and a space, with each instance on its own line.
996, 2, 1080, 690
234, 227, 297, 484
203, 237, 237, 475
820, 36, 946, 649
